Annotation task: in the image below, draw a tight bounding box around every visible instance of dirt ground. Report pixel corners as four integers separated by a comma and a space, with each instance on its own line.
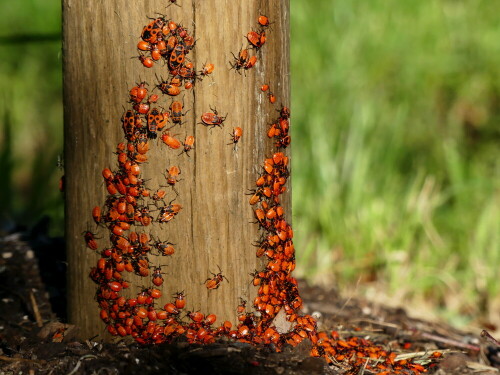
1, 227, 499, 375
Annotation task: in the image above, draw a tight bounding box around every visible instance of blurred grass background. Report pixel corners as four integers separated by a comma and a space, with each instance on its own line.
291, 1, 499, 328
0, 1, 63, 235
0, 1, 498, 328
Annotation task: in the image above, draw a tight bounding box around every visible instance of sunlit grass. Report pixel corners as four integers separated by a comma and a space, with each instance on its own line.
0, 0, 63, 234
291, 0, 499, 327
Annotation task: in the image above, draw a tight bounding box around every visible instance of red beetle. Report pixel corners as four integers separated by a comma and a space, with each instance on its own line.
161, 132, 182, 149
205, 266, 228, 290
230, 48, 248, 71
83, 230, 99, 250
154, 238, 176, 256
228, 127, 243, 145
92, 206, 102, 225
200, 63, 214, 77
189, 311, 204, 323
129, 82, 148, 103
138, 54, 154, 68
169, 44, 185, 71
157, 79, 181, 96
244, 55, 257, 70
174, 291, 186, 309
199, 107, 227, 128
170, 100, 189, 126
141, 17, 165, 44
258, 15, 272, 28
247, 31, 266, 49
165, 165, 181, 186
152, 267, 165, 286
181, 135, 195, 156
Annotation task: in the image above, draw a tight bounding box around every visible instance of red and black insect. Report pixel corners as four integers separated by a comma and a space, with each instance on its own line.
246, 31, 266, 49
258, 15, 272, 28
146, 108, 159, 139
145, 108, 167, 139
152, 266, 165, 286
156, 74, 181, 96
121, 110, 137, 141
188, 311, 204, 323
157, 81, 181, 96
230, 48, 249, 71
276, 135, 291, 149
92, 206, 102, 225
279, 106, 290, 119
137, 40, 151, 52
169, 44, 185, 71
199, 107, 227, 128
205, 266, 228, 290
165, 35, 177, 55
138, 206, 153, 226
165, 165, 181, 187
154, 238, 176, 256
228, 127, 243, 145
244, 55, 257, 70
169, 100, 189, 126
199, 63, 214, 77
181, 135, 195, 156
152, 188, 167, 201
141, 17, 165, 44
161, 132, 182, 149
165, 20, 177, 35
268, 91, 276, 103
176, 66, 196, 85
138, 54, 154, 68
181, 35, 196, 51
83, 230, 99, 250
133, 101, 150, 114
157, 203, 182, 223
129, 82, 148, 103
171, 291, 185, 310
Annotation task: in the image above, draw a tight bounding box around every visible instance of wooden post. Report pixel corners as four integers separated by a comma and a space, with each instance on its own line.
64, 0, 289, 338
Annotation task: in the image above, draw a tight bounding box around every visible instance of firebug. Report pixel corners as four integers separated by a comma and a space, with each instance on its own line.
200, 107, 227, 128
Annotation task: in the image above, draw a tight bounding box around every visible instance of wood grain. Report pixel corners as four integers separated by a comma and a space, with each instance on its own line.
64, 0, 289, 338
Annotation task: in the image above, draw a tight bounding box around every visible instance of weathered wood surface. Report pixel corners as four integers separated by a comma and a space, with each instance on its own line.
64, 0, 289, 338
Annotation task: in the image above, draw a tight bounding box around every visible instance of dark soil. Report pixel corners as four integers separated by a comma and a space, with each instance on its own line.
1, 226, 499, 375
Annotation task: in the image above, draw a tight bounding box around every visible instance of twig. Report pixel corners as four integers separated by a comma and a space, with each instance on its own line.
67, 359, 82, 375
481, 330, 500, 346
332, 276, 362, 321
410, 329, 480, 351
29, 290, 43, 327
466, 361, 500, 373
67, 355, 98, 375
357, 358, 369, 374
395, 349, 458, 362
325, 355, 351, 371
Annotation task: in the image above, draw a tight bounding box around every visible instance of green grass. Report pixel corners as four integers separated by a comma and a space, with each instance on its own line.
0, 0, 63, 234
291, 0, 499, 326
0, 1, 498, 327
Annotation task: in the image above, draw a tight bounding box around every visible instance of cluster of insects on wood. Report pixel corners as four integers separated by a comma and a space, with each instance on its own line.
80, 6, 436, 373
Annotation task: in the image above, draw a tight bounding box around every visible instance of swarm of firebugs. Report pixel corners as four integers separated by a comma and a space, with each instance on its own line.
229, 13, 270, 73
82, 13, 437, 374
136, 15, 213, 91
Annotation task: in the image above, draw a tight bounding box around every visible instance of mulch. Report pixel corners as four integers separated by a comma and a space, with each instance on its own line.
1, 228, 498, 374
